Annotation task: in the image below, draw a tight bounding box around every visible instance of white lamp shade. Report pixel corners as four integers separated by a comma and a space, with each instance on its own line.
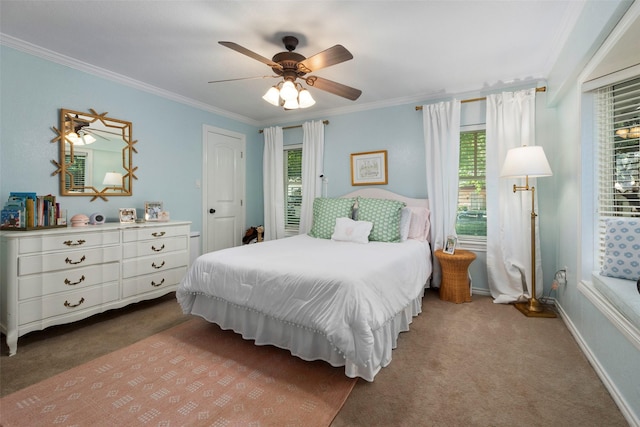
298, 89, 316, 108
279, 80, 298, 101
283, 98, 299, 109
103, 172, 123, 186
500, 146, 552, 178
262, 86, 281, 106
79, 131, 96, 145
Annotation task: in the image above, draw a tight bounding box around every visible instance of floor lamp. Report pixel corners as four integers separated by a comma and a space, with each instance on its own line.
500, 145, 556, 318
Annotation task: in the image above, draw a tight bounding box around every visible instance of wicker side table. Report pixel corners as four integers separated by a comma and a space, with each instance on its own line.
434, 249, 476, 303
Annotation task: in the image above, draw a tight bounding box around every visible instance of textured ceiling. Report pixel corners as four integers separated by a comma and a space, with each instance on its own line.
0, 1, 609, 125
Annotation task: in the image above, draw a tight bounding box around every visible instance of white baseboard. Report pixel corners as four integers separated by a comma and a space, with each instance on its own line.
556, 290, 640, 427
471, 287, 492, 296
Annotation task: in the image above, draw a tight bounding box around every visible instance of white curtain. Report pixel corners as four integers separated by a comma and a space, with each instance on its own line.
299, 120, 325, 234
263, 126, 285, 241
423, 100, 461, 286
485, 88, 540, 303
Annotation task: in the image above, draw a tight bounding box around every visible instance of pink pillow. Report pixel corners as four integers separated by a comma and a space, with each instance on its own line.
407, 207, 430, 241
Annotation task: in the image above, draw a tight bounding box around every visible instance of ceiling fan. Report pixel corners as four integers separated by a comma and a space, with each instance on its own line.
65, 116, 125, 144
209, 36, 362, 108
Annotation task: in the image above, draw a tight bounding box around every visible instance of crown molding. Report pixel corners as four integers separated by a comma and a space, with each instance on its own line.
0, 33, 260, 127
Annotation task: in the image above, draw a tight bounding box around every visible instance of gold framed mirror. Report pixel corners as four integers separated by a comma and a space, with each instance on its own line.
51, 108, 137, 201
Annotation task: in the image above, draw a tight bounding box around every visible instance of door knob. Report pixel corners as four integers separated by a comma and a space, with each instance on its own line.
209, 209, 216, 214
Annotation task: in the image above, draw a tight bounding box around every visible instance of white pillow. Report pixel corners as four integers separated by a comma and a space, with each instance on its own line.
331, 217, 373, 244
400, 208, 411, 241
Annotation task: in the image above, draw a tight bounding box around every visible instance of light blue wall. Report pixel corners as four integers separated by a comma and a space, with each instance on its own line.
2, 44, 565, 298
0, 46, 264, 236
545, 2, 640, 423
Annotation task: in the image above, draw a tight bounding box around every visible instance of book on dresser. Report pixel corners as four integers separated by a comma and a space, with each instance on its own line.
1, 192, 64, 230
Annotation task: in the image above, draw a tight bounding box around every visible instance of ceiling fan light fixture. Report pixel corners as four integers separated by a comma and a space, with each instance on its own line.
280, 80, 298, 101
298, 88, 315, 108
283, 98, 299, 110
78, 130, 96, 145
262, 86, 281, 106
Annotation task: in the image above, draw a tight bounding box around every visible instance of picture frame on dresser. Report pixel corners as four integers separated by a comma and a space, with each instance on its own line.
444, 235, 457, 254
119, 208, 136, 224
144, 201, 163, 221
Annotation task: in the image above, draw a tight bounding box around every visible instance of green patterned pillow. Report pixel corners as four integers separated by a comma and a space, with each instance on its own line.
308, 198, 355, 239
356, 198, 406, 242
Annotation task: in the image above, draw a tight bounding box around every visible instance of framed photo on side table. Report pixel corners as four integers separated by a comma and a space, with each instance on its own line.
443, 235, 457, 254
119, 208, 137, 224
351, 150, 388, 186
144, 201, 163, 221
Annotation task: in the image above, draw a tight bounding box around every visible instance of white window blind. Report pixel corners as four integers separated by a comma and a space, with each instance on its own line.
456, 129, 487, 236
284, 145, 302, 236
64, 152, 88, 191
596, 77, 640, 260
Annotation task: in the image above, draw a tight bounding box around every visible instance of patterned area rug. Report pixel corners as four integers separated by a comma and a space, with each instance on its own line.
0, 318, 356, 426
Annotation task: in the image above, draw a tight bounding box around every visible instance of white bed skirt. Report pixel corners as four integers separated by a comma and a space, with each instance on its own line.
183, 289, 425, 382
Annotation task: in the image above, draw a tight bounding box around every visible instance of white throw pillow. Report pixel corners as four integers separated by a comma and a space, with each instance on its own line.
331, 217, 373, 244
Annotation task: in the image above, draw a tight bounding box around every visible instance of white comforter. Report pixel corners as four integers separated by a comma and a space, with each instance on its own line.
177, 234, 431, 367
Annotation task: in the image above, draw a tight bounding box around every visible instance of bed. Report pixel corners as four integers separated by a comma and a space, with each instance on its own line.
177, 188, 432, 381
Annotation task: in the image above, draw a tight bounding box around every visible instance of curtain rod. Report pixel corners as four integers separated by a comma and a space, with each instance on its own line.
414, 86, 546, 111
258, 120, 329, 133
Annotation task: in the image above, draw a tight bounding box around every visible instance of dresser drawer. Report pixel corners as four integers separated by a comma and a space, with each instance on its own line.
122, 266, 187, 298
19, 245, 120, 275
122, 235, 187, 258
122, 225, 190, 243
122, 251, 188, 278
18, 281, 119, 325
18, 230, 120, 254
19, 262, 120, 300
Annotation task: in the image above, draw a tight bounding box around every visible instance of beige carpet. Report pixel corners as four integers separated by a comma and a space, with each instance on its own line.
0, 291, 629, 426
0, 318, 356, 426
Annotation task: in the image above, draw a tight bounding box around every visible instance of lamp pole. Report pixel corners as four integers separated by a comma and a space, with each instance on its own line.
512, 176, 555, 317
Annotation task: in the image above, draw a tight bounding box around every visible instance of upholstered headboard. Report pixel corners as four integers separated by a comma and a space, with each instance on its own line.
341, 188, 429, 210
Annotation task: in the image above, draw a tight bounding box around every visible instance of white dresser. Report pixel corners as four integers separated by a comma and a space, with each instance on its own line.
0, 221, 191, 355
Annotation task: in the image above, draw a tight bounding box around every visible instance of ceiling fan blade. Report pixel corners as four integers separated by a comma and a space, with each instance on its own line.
81, 129, 108, 140
305, 76, 362, 101
218, 41, 282, 69
84, 127, 124, 137
298, 45, 353, 73
208, 75, 277, 84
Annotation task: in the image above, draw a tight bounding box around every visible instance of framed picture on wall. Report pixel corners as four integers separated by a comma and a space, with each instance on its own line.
351, 150, 388, 186
144, 201, 163, 221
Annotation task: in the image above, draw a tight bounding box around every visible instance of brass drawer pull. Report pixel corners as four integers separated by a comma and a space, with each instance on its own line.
64, 275, 86, 286
152, 231, 166, 237
64, 297, 85, 308
152, 261, 165, 269
63, 239, 86, 247
152, 244, 165, 252
65, 255, 86, 265
151, 278, 165, 287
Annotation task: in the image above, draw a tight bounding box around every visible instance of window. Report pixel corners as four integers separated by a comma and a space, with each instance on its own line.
596, 76, 640, 259
456, 129, 487, 236
64, 151, 88, 191
284, 145, 302, 236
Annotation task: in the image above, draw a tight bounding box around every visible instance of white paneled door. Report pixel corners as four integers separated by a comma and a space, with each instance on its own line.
202, 125, 246, 254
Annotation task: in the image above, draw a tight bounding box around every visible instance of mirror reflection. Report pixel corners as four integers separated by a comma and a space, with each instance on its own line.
52, 108, 137, 201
